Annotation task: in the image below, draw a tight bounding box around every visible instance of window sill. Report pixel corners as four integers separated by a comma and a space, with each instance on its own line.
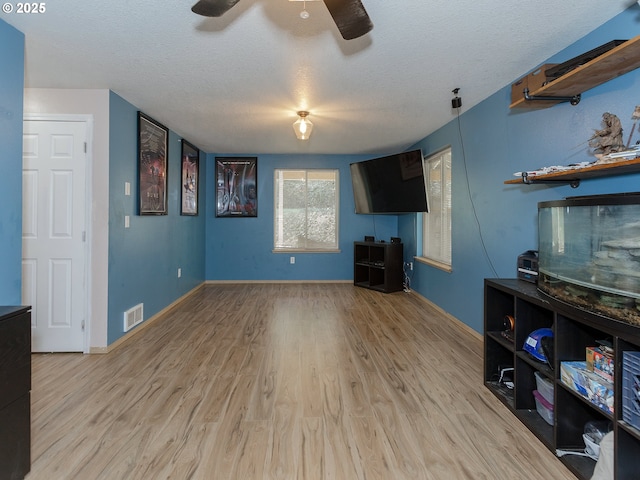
273, 248, 341, 254
415, 256, 452, 273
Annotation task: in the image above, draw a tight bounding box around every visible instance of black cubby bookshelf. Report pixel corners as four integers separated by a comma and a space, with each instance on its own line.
353, 241, 403, 293
484, 278, 640, 479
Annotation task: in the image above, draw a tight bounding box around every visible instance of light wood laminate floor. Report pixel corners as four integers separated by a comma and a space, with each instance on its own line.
26, 283, 574, 479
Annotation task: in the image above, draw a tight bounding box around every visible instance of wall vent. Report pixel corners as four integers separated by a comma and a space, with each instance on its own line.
124, 303, 144, 332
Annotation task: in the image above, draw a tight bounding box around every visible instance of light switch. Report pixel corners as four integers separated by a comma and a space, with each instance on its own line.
125, 182, 131, 196
124, 215, 130, 228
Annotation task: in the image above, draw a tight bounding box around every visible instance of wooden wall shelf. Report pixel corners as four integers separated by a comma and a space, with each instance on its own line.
504, 157, 640, 188
510, 35, 640, 109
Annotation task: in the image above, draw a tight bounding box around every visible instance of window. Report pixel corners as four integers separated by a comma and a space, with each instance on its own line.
421, 147, 452, 270
274, 169, 339, 252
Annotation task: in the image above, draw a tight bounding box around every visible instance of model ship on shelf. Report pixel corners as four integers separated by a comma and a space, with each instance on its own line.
596, 144, 640, 163
512, 162, 595, 179
507, 155, 640, 187
513, 145, 640, 178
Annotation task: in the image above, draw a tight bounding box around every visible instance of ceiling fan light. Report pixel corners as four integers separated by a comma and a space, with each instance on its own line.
293, 111, 313, 140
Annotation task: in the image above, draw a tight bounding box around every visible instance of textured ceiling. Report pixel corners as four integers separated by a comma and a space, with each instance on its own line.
4, 0, 634, 155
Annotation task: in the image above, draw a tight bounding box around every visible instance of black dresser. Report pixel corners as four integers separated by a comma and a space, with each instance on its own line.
0, 306, 31, 479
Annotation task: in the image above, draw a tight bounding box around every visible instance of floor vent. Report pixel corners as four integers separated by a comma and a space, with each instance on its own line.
124, 303, 144, 332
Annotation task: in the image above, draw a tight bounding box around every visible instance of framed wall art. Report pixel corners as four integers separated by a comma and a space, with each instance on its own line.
138, 112, 168, 215
215, 157, 257, 217
180, 140, 199, 215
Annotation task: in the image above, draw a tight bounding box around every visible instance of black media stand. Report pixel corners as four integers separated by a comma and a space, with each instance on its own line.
0, 306, 31, 479
484, 279, 640, 479
353, 241, 403, 293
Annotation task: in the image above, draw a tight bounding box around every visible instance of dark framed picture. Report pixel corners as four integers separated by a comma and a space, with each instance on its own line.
180, 140, 199, 216
215, 157, 257, 217
138, 112, 168, 215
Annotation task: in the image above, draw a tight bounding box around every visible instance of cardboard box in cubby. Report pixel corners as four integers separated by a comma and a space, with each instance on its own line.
560, 361, 614, 415
586, 346, 614, 383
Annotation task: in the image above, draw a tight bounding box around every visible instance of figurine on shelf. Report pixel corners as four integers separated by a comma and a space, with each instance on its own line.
589, 112, 626, 158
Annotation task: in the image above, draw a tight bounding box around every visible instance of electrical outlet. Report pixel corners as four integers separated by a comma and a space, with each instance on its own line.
290, 256, 295, 264
409, 262, 413, 270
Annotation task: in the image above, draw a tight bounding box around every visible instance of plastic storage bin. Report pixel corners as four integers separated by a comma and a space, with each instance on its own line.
534, 371, 554, 405
533, 390, 554, 425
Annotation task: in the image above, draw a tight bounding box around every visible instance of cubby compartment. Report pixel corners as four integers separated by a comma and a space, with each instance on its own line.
515, 356, 554, 448
617, 427, 640, 479
515, 298, 554, 357
484, 285, 514, 332
485, 337, 515, 408
556, 384, 612, 446
515, 356, 541, 410
556, 385, 610, 479
617, 338, 640, 479
485, 339, 514, 380
556, 314, 609, 364
621, 341, 640, 431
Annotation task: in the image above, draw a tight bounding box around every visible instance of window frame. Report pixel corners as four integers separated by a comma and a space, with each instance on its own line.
418, 146, 452, 272
273, 168, 340, 253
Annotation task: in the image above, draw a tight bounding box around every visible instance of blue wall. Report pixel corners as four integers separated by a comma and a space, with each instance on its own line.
205, 154, 399, 281
0, 20, 24, 304
4, 8, 640, 341
108, 92, 206, 343
404, 7, 640, 333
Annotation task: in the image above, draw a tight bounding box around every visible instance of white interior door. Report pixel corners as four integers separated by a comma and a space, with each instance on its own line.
22, 119, 88, 352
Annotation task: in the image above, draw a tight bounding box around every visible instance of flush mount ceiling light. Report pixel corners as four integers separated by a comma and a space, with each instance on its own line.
293, 111, 313, 140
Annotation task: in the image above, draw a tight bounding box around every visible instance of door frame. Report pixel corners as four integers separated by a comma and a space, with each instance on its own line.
23, 113, 94, 353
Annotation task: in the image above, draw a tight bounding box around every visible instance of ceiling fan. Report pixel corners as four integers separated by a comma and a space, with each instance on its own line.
191, 0, 373, 40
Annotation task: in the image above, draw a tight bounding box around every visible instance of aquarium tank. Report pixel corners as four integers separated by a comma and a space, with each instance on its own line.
538, 193, 640, 327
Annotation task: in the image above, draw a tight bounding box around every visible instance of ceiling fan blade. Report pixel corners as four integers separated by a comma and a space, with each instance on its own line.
191, 0, 240, 17
323, 0, 373, 40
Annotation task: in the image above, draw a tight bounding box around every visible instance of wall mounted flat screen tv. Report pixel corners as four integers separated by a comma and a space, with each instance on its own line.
350, 149, 428, 214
